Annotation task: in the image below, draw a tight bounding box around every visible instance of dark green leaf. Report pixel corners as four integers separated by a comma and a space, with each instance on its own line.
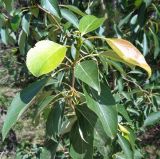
83, 87, 117, 139
18, 30, 27, 55
11, 14, 21, 31
2, 78, 48, 140
70, 106, 94, 159
46, 102, 64, 141
75, 60, 100, 92
91, 82, 116, 106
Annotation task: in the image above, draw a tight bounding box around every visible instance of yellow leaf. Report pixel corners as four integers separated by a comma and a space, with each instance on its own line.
106, 38, 151, 78
118, 124, 130, 134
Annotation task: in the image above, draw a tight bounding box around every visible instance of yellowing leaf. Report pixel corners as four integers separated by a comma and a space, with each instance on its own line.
118, 124, 130, 134
26, 40, 67, 77
105, 38, 151, 78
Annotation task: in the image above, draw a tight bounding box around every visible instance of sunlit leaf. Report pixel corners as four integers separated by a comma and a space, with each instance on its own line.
26, 40, 67, 77
79, 15, 105, 36
105, 38, 151, 77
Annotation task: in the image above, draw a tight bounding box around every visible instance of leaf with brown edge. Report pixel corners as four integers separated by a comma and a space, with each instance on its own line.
105, 38, 151, 78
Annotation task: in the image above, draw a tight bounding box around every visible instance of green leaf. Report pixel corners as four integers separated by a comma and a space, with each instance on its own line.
143, 32, 148, 56
22, 13, 31, 36
75, 60, 100, 92
118, 11, 134, 28
150, 28, 160, 59
2, 78, 48, 140
77, 104, 111, 158
0, 28, 9, 45
79, 15, 105, 36
3, 0, 13, 12
30, 7, 39, 18
117, 133, 133, 159
61, 5, 86, 16
40, 0, 60, 18
26, 40, 67, 77
61, 9, 79, 28
83, 87, 117, 139
46, 102, 64, 141
11, 14, 21, 31
113, 152, 126, 159
105, 38, 152, 78
34, 95, 56, 120
70, 107, 94, 159
48, 0, 61, 17
143, 111, 160, 127
18, 30, 26, 55
0, 14, 6, 28
91, 82, 116, 106
116, 104, 131, 123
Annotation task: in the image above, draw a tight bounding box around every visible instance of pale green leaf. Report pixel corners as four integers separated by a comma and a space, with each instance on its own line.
79, 15, 105, 36
26, 40, 67, 77
22, 13, 31, 36
0, 28, 9, 45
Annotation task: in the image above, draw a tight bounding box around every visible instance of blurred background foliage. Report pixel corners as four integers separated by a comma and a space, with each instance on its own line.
0, 0, 160, 158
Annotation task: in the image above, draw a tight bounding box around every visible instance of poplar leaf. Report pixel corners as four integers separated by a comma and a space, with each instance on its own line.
105, 38, 151, 78
26, 40, 67, 77
79, 15, 105, 36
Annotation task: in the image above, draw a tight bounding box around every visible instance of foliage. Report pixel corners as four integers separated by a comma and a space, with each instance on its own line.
0, 0, 160, 159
